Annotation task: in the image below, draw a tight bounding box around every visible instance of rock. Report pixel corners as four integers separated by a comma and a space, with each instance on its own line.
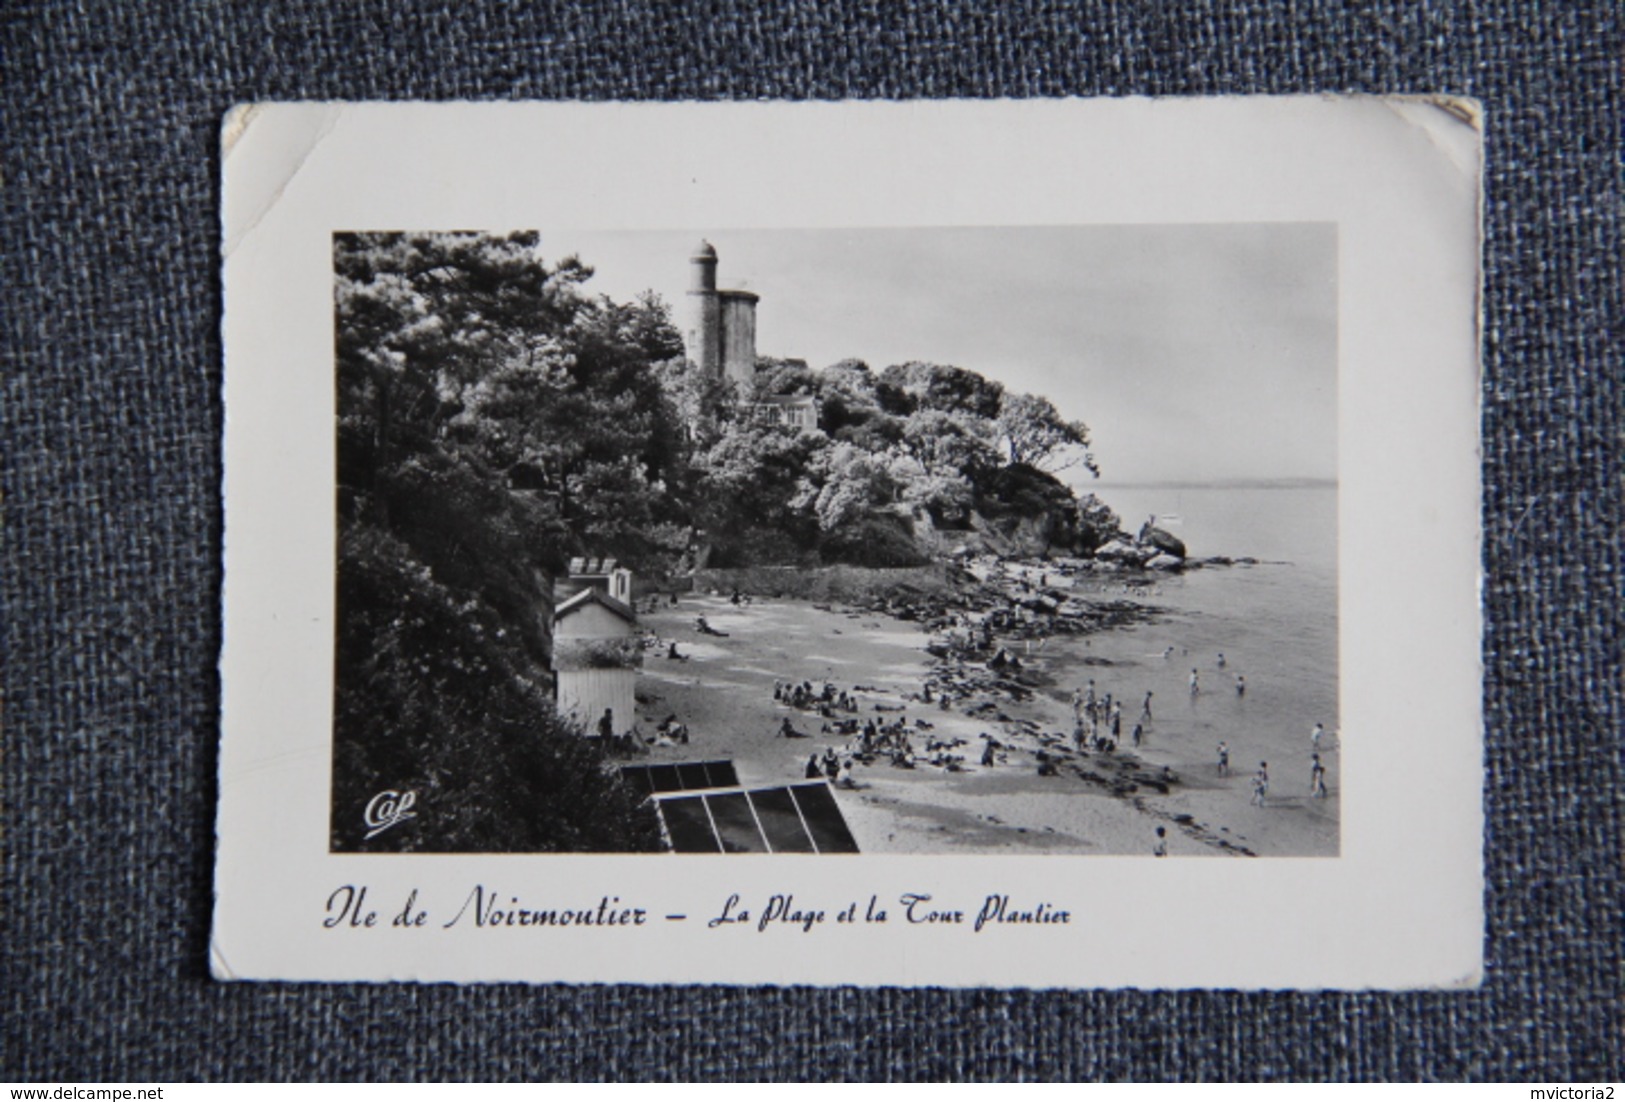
1139, 523, 1187, 559
1094, 539, 1137, 562
1147, 553, 1184, 571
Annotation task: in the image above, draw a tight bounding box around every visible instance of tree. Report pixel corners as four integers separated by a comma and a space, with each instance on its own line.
995, 391, 1099, 476
333, 525, 661, 853
753, 357, 816, 397
811, 443, 899, 532
332, 232, 668, 853
449, 290, 688, 565
879, 361, 1006, 419
899, 408, 1000, 480
692, 421, 825, 564
335, 233, 591, 491
654, 354, 736, 450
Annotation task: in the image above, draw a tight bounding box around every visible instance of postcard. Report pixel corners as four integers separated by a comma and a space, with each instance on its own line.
215, 97, 1483, 987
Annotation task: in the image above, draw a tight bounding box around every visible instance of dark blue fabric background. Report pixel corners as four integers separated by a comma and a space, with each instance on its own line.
4, 0, 1620, 1082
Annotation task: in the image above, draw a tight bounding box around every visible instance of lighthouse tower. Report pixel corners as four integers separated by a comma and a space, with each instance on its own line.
684, 240, 758, 391
684, 240, 722, 379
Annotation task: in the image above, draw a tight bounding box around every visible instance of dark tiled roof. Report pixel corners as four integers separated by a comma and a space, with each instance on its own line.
567, 556, 619, 576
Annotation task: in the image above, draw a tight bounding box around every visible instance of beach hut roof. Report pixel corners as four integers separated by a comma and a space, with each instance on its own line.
567, 556, 620, 576
650, 780, 860, 855
554, 587, 637, 624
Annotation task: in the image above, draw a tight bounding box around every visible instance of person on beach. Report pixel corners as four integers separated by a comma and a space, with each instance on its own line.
656, 715, 690, 745
1153, 826, 1168, 858
1310, 753, 1327, 798
804, 754, 822, 779
1140, 691, 1154, 722
1311, 722, 1325, 751
1250, 762, 1269, 806
1235, 675, 1246, 697
1189, 669, 1200, 695
1131, 723, 1143, 748
1216, 652, 1226, 668
981, 736, 997, 767
597, 708, 615, 740
1216, 741, 1230, 775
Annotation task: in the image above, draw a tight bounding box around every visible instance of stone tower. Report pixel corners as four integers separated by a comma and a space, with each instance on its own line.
685, 240, 721, 379
684, 240, 758, 391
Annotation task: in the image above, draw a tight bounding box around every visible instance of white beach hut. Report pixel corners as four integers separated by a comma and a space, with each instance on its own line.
552, 587, 641, 738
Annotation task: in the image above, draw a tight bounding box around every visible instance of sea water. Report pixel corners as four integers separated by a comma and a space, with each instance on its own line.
1048, 483, 1339, 850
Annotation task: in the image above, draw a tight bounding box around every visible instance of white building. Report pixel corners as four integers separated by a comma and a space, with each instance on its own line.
552, 563, 640, 738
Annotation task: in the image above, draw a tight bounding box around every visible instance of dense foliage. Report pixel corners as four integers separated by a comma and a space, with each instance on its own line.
332, 231, 1121, 850
713, 357, 1118, 566
334, 231, 667, 852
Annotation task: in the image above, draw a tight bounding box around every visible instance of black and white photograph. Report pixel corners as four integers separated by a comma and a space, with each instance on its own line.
331, 225, 1339, 858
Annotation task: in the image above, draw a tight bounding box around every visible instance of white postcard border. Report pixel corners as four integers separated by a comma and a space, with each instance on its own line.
216, 98, 1482, 988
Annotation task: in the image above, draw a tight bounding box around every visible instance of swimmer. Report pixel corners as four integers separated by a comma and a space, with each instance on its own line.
1216, 741, 1230, 775
1311, 722, 1325, 750
1216, 652, 1226, 668
1189, 669, 1200, 695
1310, 753, 1327, 798
1131, 722, 1142, 748
1162, 646, 1175, 660
1235, 674, 1246, 697
1153, 826, 1168, 858
1250, 762, 1269, 807
1140, 691, 1154, 721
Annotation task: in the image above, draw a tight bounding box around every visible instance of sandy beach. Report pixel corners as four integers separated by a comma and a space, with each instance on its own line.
629, 566, 1339, 858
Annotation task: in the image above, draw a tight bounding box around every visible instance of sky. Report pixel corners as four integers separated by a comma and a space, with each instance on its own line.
534, 224, 1338, 487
